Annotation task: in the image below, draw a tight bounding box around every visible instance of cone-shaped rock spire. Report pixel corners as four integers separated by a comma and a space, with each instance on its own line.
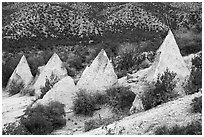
6, 55, 33, 89
36, 76, 78, 111
32, 53, 67, 95
146, 29, 190, 81
77, 49, 118, 92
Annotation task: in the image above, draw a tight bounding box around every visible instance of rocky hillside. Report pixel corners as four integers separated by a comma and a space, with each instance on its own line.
2, 2, 201, 42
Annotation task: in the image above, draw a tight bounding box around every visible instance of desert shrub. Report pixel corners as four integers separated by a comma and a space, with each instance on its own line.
184, 53, 202, 95
142, 69, 178, 110
155, 121, 202, 135
72, 90, 105, 116
20, 88, 35, 96
114, 43, 139, 73
2, 122, 31, 135
84, 115, 121, 132
7, 80, 25, 96
191, 96, 202, 113
21, 112, 53, 135
21, 101, 66, 135
105, 86, 135, 114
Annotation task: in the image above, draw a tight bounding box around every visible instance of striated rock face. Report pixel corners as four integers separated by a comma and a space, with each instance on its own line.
77, 49, 118, 93
6, 55, 33, 89
83, 92, 202, 135
32, 53, 67, 96
35, 76, 78, 112
145, 30, 190, 81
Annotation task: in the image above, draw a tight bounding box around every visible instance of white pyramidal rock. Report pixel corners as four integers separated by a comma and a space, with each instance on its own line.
6, 55, 33, 89
77, 49, 118, 92
32, 53, 67, 95
146, 30, 190, 81
36, 76, 78, 112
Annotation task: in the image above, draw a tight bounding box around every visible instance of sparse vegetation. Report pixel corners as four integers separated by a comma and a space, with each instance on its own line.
142, 69, 179, 110
7, 80, 25, 96
155, 121, 202, 135
191, 96, 202, 113
20, 101, 66, 135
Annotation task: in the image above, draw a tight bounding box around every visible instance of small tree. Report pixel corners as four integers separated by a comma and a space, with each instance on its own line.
72, 90, 98, 116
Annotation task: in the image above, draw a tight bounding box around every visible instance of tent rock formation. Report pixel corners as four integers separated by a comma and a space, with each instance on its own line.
32, 53, 67, 96
6, 55, 33, 90
77, 49, 118, 93
35, 76, 78, 112
120, 30, 191, 114
145, 30, 190, 81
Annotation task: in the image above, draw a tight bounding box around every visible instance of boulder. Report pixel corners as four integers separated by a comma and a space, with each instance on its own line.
32, 53, 67, 96
6, 55, 33, 89
77, 49, 118, 93
36, 76, 78, 112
